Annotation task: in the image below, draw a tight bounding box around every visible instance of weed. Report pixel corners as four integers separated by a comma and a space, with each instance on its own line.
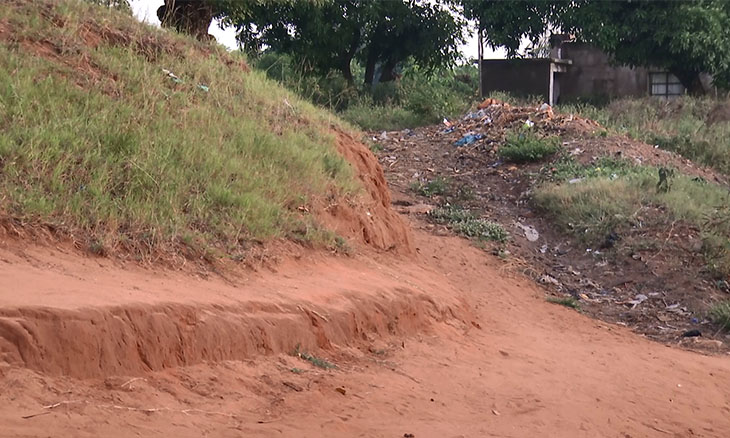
547, 296, 581, 310
710, 301, 730, 331
292, 344, 336, 369
411, 177, 450, 197
557, 97, 730, 176
499, 129, 560, 163
534, 160, 730, 277
430, 206, 509, 242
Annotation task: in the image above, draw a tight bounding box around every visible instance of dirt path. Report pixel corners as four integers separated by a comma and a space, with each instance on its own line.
1, 228, 729, 437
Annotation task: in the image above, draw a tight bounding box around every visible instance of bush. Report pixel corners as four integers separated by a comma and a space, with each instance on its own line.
499, 129, 561, 163
710, 300, 730, 331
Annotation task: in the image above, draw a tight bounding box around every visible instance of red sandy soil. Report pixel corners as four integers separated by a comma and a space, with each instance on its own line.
2, 227, 730, 437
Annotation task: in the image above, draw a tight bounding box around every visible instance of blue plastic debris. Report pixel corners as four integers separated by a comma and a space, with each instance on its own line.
197, 84, 210, 92
442, 127, 456, 134
454, 133, 483, 146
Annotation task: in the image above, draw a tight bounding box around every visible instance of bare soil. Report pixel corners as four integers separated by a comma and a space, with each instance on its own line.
373, 101, 730, 351
2, 227, 730, 437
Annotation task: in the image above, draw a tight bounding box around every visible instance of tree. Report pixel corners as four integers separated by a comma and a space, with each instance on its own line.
157, 0, 215, 41
459, 0, 730, 94
224, 0, 463, 85
564, 0, 730, 94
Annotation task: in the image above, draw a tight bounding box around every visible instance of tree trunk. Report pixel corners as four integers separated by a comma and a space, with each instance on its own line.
157, 0, 214, 42
672, 69, 706, 96
364, 48, 379, 85
339, 32, 359, 86
379, 59, 398, 82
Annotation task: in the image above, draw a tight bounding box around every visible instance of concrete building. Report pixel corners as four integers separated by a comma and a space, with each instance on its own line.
479, 38, 691, 105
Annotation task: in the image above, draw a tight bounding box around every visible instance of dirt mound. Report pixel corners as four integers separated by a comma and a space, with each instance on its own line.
375, 102, 729, 349
0, 244, 461, 378
315, 131, 412, 252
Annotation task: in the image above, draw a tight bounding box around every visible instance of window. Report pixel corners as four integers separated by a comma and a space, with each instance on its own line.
650, 72, 684, 97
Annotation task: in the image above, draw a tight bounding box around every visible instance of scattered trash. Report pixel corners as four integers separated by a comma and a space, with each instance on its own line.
335, 387, 347, 395
454, 133, 484, 146
524, 120, 535, 128
162, 68, 182, 84
442, 126, 456, 134
624, 294, 649, 308
540, 274, 561, 287
491, 409, 501, 416
539, 103, 551, 111
404, 434, 415, 438
516, 223, 539, 242
681, 329, 702, 338
540, 244, 548, 254
197, 84, 209, 92
379, 131, 388, 141
442, 118, 451, 127
568, 178, 583, 184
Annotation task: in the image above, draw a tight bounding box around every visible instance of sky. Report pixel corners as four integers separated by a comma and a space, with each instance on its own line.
129, 0, 507, 61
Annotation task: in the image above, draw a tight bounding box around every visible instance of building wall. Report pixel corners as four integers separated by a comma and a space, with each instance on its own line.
558, 42, 649, 101
481, 59, 552, 102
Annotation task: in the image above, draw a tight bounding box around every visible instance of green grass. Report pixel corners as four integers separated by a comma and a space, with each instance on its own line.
254, 52, 479, 131
292, 344, 336, 369
410, 177, 450, 197
499, 128, 560, 163
557, 97, 730, 176
0, 0, 358, 260
429, 206, 509, 243
710, 301, 730, 331
534, 158, 730, 277
547, 296, 581, 310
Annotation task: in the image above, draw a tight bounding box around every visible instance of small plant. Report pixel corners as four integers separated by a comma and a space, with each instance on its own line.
292, 343, 336, 369
499, 128, 560, 163
710, 300, 730, 331
429, 206, 509, 242
547, 296, 581, 310
411, 177, 449, 197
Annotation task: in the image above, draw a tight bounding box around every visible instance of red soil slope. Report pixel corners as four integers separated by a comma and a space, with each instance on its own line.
1, 228, 729, 437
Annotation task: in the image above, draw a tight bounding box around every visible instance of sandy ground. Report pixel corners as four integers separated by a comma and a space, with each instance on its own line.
1, 228, 729, 437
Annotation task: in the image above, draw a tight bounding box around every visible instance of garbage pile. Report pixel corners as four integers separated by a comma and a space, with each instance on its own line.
443, 98, 602, 148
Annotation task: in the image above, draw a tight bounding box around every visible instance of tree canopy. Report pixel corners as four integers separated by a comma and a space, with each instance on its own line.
220, 0, 463, 85
459, 0, 730, 93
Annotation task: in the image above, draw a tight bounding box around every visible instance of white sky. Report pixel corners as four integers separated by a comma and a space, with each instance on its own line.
129, 0, 506, 61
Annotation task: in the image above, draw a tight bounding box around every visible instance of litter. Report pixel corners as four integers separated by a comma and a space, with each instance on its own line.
162, 68, 183, 83
516, 223, 539, 242
197, 84, 209, 92
454, 133, 484, 146
568, 178, 583, 184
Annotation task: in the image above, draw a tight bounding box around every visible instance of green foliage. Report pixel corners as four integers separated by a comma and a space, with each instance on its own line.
85, 0, 130, 14
0, 0, 358, 260
411, 177, 450, 197
547, 296, 581, 310
255, 52, 479, 130
225, 0, 464, 85
430, 206, 509, 243
499, 129, 560, 163
557, 97, 730, 176
710, 301, 730, 331
292, 344, 336, 369
459, 1, 730, 92
534, 161, 730, 277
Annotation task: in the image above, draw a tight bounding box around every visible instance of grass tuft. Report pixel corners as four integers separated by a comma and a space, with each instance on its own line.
292, 343, 336, 369
499, 128, 561, 163
710, 301, 730, 331
430, 206, 508, 242
547, 296, 581, 310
